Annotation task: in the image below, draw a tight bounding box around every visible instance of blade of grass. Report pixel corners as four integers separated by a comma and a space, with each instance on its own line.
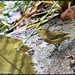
17, 1, 58, 50
0, 25, 6, 31
3, 1, 22, 15
27, 18, 49, 29
22, 0, 31, 16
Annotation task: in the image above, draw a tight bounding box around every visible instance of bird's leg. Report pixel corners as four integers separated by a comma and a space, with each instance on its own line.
55, 43, 60, 48
48, 44, 60, 59
48, 48, 58, 59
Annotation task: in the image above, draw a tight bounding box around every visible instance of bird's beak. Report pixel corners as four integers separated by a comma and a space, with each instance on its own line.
36, 28, 40, 32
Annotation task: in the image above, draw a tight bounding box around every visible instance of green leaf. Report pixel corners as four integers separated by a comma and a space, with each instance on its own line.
0, 35, 35, 74
0, 1, 5, 9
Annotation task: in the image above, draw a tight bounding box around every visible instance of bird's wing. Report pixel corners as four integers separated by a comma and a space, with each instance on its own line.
48, 33, 68, 40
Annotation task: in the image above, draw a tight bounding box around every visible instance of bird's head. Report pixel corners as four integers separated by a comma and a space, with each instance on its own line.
37, 27, 49, 36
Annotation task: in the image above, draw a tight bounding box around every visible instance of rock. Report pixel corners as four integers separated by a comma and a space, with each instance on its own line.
61, 6, 75, 20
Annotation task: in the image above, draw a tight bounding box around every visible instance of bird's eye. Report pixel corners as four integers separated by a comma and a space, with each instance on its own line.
39, 29, 42, 30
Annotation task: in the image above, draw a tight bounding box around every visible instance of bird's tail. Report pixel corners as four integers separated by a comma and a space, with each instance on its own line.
64, 34, 75, 39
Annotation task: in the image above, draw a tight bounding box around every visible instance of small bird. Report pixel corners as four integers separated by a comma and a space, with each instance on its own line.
37, 27, 73, 48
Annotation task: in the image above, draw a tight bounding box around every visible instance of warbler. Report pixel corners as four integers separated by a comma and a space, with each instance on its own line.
37, 27, 73, 47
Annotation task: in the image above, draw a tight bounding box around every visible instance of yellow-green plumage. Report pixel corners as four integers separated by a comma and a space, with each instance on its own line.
37, 28, 72, 47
